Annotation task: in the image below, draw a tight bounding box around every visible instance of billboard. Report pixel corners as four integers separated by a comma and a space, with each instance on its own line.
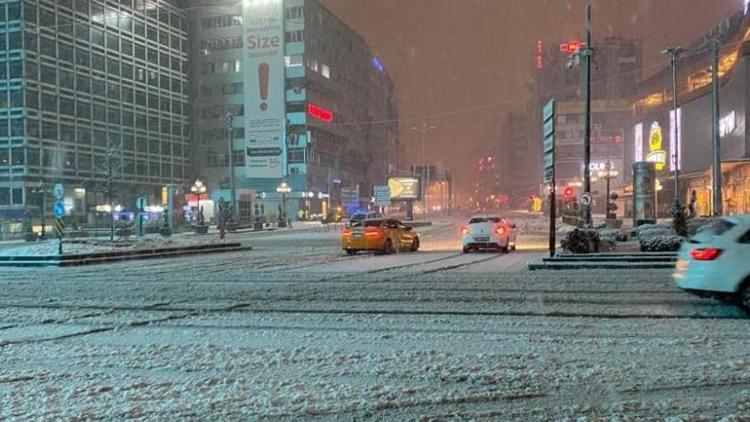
243, 0, 285, 178
388, 177, 421, 200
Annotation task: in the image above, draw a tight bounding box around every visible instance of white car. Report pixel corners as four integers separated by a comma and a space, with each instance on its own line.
674, 215, 750, 309
461, 216, 517, 253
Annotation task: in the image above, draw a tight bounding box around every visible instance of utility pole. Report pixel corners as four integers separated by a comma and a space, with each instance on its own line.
582, 4, 593, 227
225, 114, 238, 222
107, 155, 114, 241
410, 123, 436, 218
662, 46, 684, 213
711, 40, 723, 216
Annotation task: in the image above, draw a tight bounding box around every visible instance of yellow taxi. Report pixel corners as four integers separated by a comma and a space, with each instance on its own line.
341, 218, 420, 255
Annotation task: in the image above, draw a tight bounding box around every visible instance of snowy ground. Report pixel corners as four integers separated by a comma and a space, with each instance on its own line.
1, 214, 749, 420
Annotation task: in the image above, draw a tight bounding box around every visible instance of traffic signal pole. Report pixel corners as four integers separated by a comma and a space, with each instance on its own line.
582, 4, 593, 227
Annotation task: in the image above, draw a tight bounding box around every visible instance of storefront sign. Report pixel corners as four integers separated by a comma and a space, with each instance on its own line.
720, 111, 736, 137
243, 0, 285, 178
669, 108, 682, 171
647, 122, 667, 171
634, 123, 643, 162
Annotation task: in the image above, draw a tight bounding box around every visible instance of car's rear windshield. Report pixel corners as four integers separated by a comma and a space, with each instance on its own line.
469, 217, 501, 224
709, 219, 736, 236
363, 219, 383, 227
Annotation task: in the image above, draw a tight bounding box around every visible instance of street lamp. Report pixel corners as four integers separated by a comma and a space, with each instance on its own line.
31, 178, 48, 239
276, 181, 292, 227
661, 46, 684, 214
410, 123, 436, 218
597, 165, 619, 219
191, 179, 207, 224
224, 114, 238, 222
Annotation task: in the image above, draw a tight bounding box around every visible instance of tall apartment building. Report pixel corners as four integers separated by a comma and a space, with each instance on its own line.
186, 0, 399, 220
0, 0, 190, 231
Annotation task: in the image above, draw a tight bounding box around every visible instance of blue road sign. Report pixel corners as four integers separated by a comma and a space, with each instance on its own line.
54, 200, 65, 218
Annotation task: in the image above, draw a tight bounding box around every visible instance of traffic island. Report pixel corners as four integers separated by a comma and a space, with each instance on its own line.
528, 252, 677, 271
0, 239, 252, 267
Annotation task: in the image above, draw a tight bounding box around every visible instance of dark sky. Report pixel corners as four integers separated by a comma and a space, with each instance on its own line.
320, 0, 742, 188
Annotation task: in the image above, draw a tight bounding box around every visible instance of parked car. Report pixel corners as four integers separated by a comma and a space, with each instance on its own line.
342, 218, 419, 255
461, 216, 517, 253
674, 215, 750, 309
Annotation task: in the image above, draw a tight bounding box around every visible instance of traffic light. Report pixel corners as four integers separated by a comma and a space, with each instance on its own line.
563, 186, 575, 200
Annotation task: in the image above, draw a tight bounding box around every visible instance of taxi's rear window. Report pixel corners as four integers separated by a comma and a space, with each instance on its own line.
363, 220, 383, 227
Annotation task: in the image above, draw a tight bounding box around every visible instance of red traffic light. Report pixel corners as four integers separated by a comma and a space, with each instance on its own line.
563, 187, 575, 199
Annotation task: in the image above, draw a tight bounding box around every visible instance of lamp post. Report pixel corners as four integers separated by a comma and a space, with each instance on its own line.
224, 114, 238, 222
597, 164, 619, 219
410, 123, 436, 218
276, 181, 292, 227
31, 178, 48, 239
190, 180, 207, 224
661, 46, 684, 213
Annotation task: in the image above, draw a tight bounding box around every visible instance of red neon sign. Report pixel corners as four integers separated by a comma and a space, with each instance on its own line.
307, 103, 334, 123
560, 41, 584, 54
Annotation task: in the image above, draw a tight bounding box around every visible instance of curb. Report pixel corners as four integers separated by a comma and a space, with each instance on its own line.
528, 262, 675, 271
0, 243, 252, 267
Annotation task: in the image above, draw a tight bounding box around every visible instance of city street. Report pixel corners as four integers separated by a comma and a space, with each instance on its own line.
2, 216, 749, 420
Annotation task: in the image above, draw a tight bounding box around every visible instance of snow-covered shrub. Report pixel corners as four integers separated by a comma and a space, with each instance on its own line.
639, 235, 683, 252
599, 228, 628, 242
561, 228, 600, 254
636, 223, 674, 239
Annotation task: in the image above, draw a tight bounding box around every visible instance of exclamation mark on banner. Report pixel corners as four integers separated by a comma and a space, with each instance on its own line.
258, 63, 269, 111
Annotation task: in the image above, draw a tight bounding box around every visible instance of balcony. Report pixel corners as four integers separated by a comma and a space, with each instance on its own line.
286, 63, 305, 79
286, 112, 306, 126
286, 88, 306, 103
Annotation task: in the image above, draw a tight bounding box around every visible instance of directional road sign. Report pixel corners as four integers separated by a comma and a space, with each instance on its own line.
579, 192, 592, 207
373, 185, 391, 206
53, 184, 64, 200
54, 200, 65, 219
136, 196, 147, 209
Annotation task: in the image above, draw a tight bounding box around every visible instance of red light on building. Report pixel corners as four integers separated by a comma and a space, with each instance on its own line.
307, 103, 334, 123
560, 40, 583, 54
535, 40, 543, 69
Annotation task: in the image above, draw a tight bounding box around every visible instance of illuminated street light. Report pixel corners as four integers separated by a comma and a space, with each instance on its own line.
191, 179, 207, 224
276, 182, 292, 227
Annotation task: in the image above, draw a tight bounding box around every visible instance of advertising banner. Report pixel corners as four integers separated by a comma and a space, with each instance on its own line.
243, 0, 285, 178
388, 177, 421, 200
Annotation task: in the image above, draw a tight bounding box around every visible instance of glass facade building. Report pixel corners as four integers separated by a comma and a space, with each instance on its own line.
0, 0, 189, 230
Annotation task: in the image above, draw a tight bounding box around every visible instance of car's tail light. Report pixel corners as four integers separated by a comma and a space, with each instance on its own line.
495, 226, 506, 235
690, 248, 723, 261
365, 227, 381, 236
461, 227, 470, 235
342, 230, 352, 236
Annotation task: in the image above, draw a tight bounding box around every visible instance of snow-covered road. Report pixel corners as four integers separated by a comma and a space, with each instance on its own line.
2, 215, 749, 420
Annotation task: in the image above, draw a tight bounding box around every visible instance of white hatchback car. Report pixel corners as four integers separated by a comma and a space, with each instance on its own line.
674, 215, 750, 309
461, 216, 517, 253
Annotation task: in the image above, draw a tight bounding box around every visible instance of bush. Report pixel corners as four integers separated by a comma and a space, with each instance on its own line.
600, 228, 629, 242
561, 228, 600, 254
639, 235, 683, 252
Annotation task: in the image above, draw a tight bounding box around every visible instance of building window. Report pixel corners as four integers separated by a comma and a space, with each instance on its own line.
285, 30, 303, 43
285, 6, 304, 20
